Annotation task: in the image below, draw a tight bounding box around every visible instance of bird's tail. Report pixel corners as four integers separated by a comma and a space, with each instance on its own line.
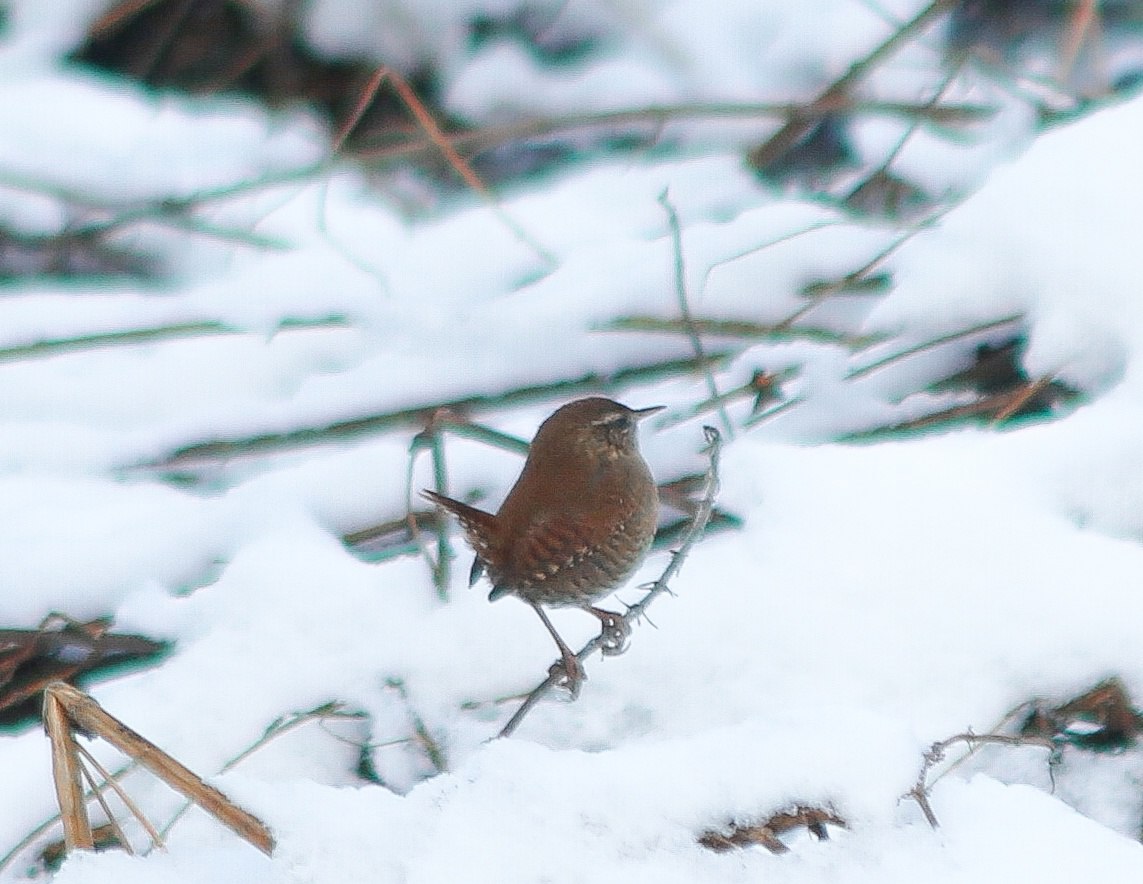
421, 490, 498, 587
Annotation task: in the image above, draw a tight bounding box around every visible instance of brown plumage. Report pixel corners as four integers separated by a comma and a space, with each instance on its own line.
424, 397, 662, 695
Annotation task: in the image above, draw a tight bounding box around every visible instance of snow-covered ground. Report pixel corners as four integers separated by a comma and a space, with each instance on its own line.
3, 0, 1143, 881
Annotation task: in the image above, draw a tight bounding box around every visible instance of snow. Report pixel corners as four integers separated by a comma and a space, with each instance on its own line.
3, 0, 1143, 881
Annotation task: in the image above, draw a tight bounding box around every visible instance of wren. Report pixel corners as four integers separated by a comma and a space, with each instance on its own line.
424, 397, 663, 696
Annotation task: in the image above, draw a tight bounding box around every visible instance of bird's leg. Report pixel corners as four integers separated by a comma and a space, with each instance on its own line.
530, 604, 585, 698
583, 606, 631, 657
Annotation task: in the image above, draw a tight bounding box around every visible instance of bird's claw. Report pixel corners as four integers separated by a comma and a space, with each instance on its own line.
549, 655, 585, 699
598, 614, 631, 657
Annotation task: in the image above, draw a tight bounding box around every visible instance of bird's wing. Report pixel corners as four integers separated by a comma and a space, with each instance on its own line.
489, 514, 604, 600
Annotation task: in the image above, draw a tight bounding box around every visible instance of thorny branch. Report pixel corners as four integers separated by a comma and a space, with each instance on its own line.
905, 730, 1059, 828
498, 425, 722, 738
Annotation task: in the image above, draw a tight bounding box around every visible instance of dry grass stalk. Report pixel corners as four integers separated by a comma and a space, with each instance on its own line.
43, 682, 274, 859
44, 688, 93, 851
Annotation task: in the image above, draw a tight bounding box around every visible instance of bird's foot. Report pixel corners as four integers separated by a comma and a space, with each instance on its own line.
549, 652, 586, 699
586, 606, 631, 657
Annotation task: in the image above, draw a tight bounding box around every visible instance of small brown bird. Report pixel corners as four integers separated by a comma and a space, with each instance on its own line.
424, 397, 663, 695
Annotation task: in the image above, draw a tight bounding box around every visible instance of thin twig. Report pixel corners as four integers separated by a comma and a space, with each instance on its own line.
700, 219, 846, 292
405, 438, 441, 586
66, 206, 293, 249
841, 375, 1065, 441
331, 66, 389, 154
0, 761, 138, 875
845, 61, 964, 199
780, 209, 951, 329
2, 160, 328, 228
158, 701, 359, 843
846, 314, 1024, 379
74, 742, 164, 852
74, 749, 135, 856
657, 368, 797, 432
0, 99, 987, 222
89, 0, 164, 36
925, 703, 1036, 788
380, 66, 556, 268
224, 703, 364, 774
386, 678, 448, 774
428, 424, 453, 598
314, 177, 391, 290
405, 415, 455, 599
402, 411, 530, 595
498, 426, 722, 738
659, 190, 733, 439
1057, 0, 1098, 84
130, 0, 195, 82
992, 375, 1054, 423
741, 395, 804, 429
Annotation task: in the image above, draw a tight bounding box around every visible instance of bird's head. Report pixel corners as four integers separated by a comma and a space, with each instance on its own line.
531, 397, 664, 459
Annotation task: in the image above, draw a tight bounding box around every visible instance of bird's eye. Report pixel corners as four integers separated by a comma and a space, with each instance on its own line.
594, 413, 631, 429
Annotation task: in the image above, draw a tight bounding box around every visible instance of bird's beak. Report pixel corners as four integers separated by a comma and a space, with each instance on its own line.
631, 405, 666, 420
